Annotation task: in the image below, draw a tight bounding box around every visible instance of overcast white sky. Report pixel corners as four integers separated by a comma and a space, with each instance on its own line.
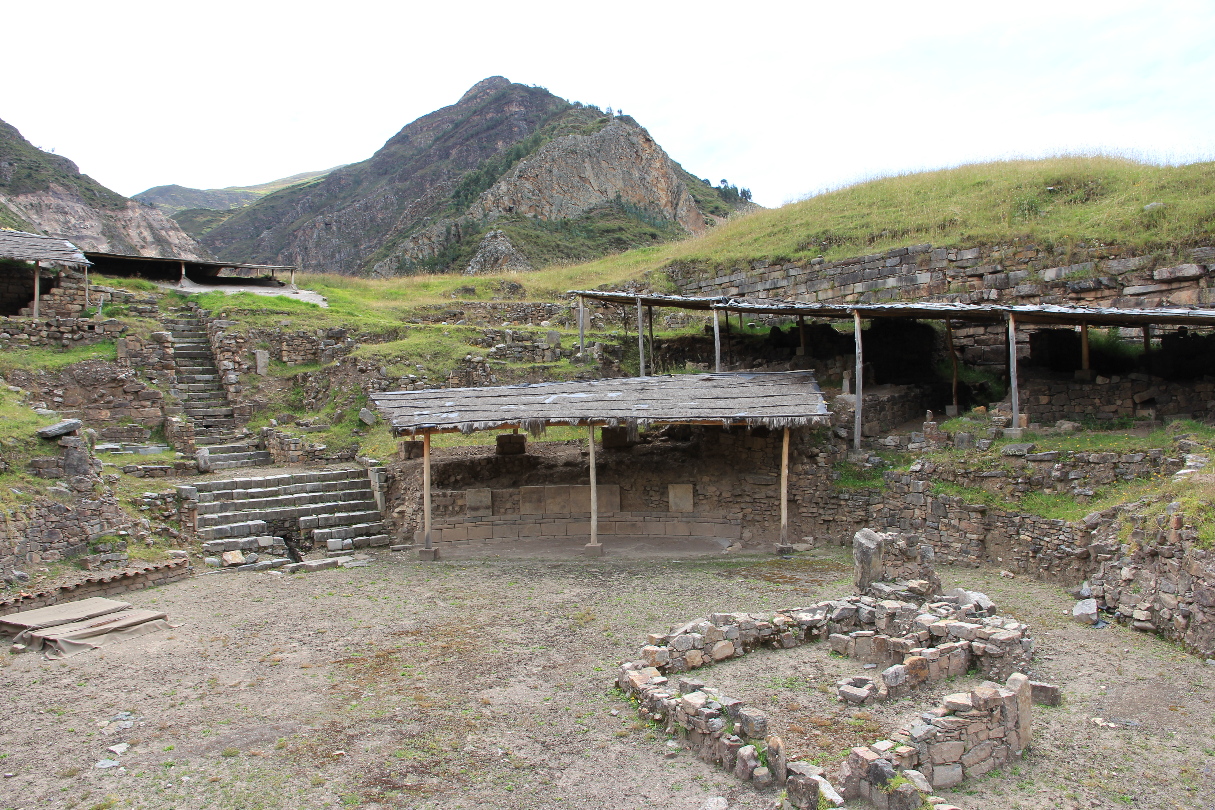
5, 1, 1214, 207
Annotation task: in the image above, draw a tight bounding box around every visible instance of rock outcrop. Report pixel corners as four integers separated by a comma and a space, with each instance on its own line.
464, 230, 533, 275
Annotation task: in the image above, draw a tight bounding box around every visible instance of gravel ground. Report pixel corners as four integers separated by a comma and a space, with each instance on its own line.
1, 548, 1213, 810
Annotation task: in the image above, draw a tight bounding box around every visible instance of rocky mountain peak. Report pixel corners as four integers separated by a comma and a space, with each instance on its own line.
460, 76, 512, 103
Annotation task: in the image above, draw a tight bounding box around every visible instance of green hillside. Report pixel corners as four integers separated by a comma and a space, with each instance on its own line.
0, 117, 127, 211
565, 156, 1215, 280
136, 167, 343, 216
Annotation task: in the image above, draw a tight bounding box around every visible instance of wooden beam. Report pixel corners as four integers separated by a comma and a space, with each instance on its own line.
636, 297, 646, 377
1008, 314, 1021, 429
32, 262, 40, 319
578, 296, 585, 355
179, 260, 186, 287
945, 319, 959, 414
1143, 324, 1152, 354
290, 267, 296, 287
422, 432, 432, 550
83, 264, 89, 309
779, 427, 790, 544
853, 311, 863, 451
713, 308, 722, 372
647, 305, 655, 374
797, 315, 806, 356
1081, 322, 1090, 370
584, 424, 603, 556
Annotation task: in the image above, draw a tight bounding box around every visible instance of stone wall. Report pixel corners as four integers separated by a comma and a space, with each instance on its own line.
672, 242, 1215, 309
9, 360, 169, 437
1088, 509, 1215, 656
414, 301, 575, 327
26, 270, 113, 318
115, 332, 177, 384
0, 559, 192, 616
0, 491, 132, 576
260, 426, 328, 465
0, 315, 124, 350
1024, 374, 1215, 423
203, 316, 252, 423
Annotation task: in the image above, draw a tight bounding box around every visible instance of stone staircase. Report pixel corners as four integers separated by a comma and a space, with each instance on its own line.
179, 468, 390, 551
165, 309, 270, 471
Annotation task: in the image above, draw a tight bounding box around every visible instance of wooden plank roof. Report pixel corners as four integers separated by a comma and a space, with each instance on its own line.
84, 251, 295, 272
371, 371, 831, 435
570, 289, 1215, 327
0, 230, 89, 266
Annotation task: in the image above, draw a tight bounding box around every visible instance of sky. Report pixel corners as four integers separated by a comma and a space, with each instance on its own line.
5, 0, 1215, 208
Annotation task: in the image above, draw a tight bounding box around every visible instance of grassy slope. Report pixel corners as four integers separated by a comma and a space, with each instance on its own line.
0, 117, 127, 210
563, 156, 1215, 280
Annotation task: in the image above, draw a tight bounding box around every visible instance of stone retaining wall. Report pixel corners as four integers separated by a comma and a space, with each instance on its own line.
1024, 374, 1215, 423
0, 559, 191, 616
672, 242, 1215, 309
414, 301, 575, 326
0, 315, 124, 350
0, 491, 132, 576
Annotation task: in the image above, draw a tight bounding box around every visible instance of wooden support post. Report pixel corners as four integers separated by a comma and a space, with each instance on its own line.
797, 315, 806, 356
83, 264, 89, 308
1081, 322, 1091, 370
422, 433, 433, 553
636, 297, 646, 377
1143, 324, 1152, 354
945, 319, 959, 414
179, 261, 186, 287
32, 262, 40, 319
1008, 314, 1021, 429
853, 311, 863, 451
647, 305, 655, 374
779, 427, 790, 544
713, 308, 722, 372
290, 268, 296, 287
578, 296, 585, 354
584, 424, 603, 556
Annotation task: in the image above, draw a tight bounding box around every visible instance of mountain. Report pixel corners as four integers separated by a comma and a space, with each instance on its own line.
0, 117, 206, 259
200, 77, 747, 275
134, 167, 344, 215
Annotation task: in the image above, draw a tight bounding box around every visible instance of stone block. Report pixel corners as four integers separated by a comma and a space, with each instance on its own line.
496, 433, 526, 455
544, 485, 571, 514
520, 486, 545, 515
668, 483, 694, 512
465, 488, 493, 516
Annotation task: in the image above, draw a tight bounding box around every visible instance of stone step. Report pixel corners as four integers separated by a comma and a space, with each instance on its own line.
197, 499, 378, 528
176, 365, 219, 374
198, 519, 269, 541
324, 534, 391, 551
186, 407, 236, 418
194, 434, 245, 447
311, 522, 387, 543
199, 442, 260, 455
182, 395, 227, 406
181, 468, 369, 496
177, 375, 219, 383
206, 450, 274, 465
176, 383, 223, 393
197, 488, 375, 516
174, 350, 213, 359
299, 509, 385, 531
207, 456, 276, 471
201, 535, 286, 554
199, 478, 371, 504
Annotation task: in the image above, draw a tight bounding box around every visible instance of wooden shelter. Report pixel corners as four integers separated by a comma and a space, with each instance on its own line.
571, 289, 1215, 448
371, 372, 831, 559
0, 230, 91, 317
83, 251, 297, 287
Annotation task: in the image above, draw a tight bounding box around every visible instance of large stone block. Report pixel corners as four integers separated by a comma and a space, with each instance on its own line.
544, 485, 571, 514
668, 483, 694, 512
520, 486, 545, 515
465, 488, 492, 516
853, 528, 883, 592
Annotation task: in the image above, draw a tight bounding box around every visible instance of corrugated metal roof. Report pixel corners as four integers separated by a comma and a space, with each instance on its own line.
570, 290, 1215, 327
371, 371, 831, 435
0, 230, 90, 266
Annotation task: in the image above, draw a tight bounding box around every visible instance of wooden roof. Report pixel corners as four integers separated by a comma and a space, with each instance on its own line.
84, 251, 294, 272
0, 230, 90, 266
571, 290, 1215, 328
371, 371, 830, 435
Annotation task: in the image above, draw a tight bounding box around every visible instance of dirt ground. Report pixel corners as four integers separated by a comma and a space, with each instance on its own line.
1, 547, 1213, 810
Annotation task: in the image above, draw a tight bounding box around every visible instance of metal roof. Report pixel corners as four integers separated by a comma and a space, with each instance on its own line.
371, 371, 831, 436
570, 289, 1215, 327
0, 230, 90, 266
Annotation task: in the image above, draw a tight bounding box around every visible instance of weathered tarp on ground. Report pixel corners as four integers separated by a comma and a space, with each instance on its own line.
20, 609, 169, 659
1, 597, 131, 640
